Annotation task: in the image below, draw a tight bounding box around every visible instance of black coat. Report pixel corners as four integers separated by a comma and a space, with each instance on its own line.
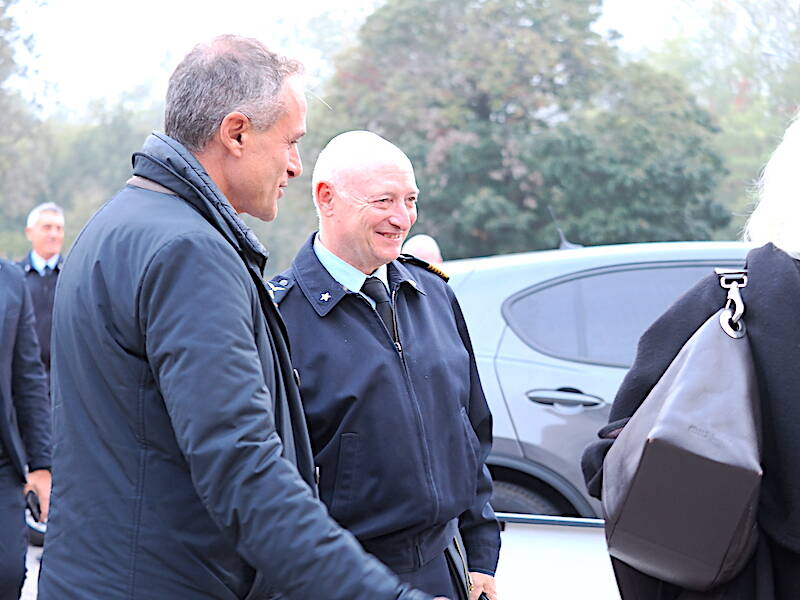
582, 243, 800, 599
0, 260, 51, 480
18, 252, 63, 386
272, 236, 500, 574
38, 132, 432, 600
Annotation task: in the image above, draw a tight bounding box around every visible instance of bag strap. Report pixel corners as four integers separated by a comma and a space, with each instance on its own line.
715, 268, 748, 338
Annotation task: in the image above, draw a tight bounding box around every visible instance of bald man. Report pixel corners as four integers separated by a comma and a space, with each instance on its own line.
270, 131, 500, 600
402, 234, 443, 265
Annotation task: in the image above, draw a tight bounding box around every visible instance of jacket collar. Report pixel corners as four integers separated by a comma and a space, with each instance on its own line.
131, 132, 269, 274
19, 251, 63, 275
291, 233, 425, 317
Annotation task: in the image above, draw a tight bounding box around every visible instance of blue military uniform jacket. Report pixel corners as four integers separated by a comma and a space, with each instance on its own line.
271, 234, 500, 575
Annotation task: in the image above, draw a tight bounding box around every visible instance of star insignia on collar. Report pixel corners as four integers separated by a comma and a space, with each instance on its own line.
320, 292, 332, 302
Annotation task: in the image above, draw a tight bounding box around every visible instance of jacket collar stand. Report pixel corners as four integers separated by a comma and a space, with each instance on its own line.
292, 233, 425, 318
131, 132, 269, 274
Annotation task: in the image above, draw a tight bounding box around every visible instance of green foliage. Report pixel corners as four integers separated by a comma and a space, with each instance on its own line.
1, 0, 739, 265
0, 0, 47, 258
644, 0, 800, 239
533, 64, 729, 246
37, 97, 163, 249
312, 0, 728, 258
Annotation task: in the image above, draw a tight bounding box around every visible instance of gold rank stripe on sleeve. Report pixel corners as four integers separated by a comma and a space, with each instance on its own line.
398, 253, 450, 282
425, 262, 449, 282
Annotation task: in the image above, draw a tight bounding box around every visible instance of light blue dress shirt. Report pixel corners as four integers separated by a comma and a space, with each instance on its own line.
313, 234, 389, 308
30, 251, 60, 276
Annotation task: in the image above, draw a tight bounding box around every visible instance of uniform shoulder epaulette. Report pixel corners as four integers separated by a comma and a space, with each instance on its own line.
398, 254, 449, 282
266, 275, 295, 304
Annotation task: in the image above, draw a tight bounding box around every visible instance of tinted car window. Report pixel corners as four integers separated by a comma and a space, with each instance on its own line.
506, 264, 718, 368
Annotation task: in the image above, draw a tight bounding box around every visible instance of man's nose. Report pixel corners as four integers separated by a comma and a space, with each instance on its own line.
388, 202, 414, 230
287, 146, 302, 179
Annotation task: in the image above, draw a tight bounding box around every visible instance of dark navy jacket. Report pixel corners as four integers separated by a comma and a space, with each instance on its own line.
0, 260, 50, 480
18, 252, 63, 381
38, 133, 432, 600
272, 235, 500, 575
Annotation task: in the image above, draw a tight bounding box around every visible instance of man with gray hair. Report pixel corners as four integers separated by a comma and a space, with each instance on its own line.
18, 202, 65, 387
38, 37, 440, 600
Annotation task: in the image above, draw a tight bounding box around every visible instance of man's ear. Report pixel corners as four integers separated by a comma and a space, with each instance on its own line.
315, 182, 336, 217
218, 112, 249, 157
24, 227, 33, 242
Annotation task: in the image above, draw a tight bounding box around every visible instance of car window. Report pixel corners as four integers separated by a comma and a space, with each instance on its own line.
505, 264, 722, 368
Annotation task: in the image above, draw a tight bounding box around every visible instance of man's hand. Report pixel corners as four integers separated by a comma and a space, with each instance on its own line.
23, 469, 52, 522
470, 572, 498, 600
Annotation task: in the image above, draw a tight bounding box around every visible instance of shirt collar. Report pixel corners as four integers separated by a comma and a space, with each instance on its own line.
313, 234, 377, 294
293, 233, 422, 318
312, 234, 390, 295
30, 251, 60, 275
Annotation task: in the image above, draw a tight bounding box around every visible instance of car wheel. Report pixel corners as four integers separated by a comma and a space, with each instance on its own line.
491, 481, 561, 515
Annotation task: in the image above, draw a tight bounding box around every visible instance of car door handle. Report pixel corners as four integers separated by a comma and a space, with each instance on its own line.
526, 389, 604, 408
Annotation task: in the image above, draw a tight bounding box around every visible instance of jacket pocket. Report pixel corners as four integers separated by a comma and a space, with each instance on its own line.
330, 433, 360, 523
243, 571, 282, 600
459, 407, 480, 464
455, 407, 481, 503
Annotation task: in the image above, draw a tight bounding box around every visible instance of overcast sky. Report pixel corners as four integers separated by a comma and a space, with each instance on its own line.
8, 0, 701, 117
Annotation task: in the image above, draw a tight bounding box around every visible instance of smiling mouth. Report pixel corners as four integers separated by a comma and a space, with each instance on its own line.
378, 232, 404, 241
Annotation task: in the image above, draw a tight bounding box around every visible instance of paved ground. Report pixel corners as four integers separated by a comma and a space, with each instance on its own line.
22, 545, 42, 600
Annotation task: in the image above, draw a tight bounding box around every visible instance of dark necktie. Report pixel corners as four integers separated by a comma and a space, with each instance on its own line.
361, 276, 394, 336
43, 266, 52, 277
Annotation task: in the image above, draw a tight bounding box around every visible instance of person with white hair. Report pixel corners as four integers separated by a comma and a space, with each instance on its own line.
582, 113, 800, 599
18, 202, 65, 388
402, 233, 443, 265
271, 130, 500, 600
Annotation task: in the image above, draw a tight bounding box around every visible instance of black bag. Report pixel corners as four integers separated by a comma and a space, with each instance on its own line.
602, 269, 761, 591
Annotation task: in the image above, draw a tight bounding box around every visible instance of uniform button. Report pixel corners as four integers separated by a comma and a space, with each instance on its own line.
279, 279, 289, 286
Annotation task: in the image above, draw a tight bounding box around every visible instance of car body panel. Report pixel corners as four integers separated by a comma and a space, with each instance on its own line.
446, 242, 750, 516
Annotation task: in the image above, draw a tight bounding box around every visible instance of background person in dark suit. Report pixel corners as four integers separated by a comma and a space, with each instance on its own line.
17, 202, 65, 390
0, 259, 52, 600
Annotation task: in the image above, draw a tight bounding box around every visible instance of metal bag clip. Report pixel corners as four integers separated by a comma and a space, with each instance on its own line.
715, 268, 748, 338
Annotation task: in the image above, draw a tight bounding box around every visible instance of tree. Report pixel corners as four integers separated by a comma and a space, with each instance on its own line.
33, 95, 163, 251
531, 63, 729, 246
0, 0, 47, 257
644, 0, 800, 238
312, 0, 729, 258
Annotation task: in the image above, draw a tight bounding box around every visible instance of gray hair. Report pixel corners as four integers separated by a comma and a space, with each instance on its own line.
26, 202, 64, 229
165, 35, 303, 153
744, 110, 800, 257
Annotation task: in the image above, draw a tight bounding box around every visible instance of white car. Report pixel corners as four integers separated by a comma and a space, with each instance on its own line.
446, 241, 750, 517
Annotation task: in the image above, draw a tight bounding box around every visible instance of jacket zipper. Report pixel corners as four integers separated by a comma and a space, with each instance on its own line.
454, 534, 474, 593
390, 288, 402, 354
363, 287, 439, 522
